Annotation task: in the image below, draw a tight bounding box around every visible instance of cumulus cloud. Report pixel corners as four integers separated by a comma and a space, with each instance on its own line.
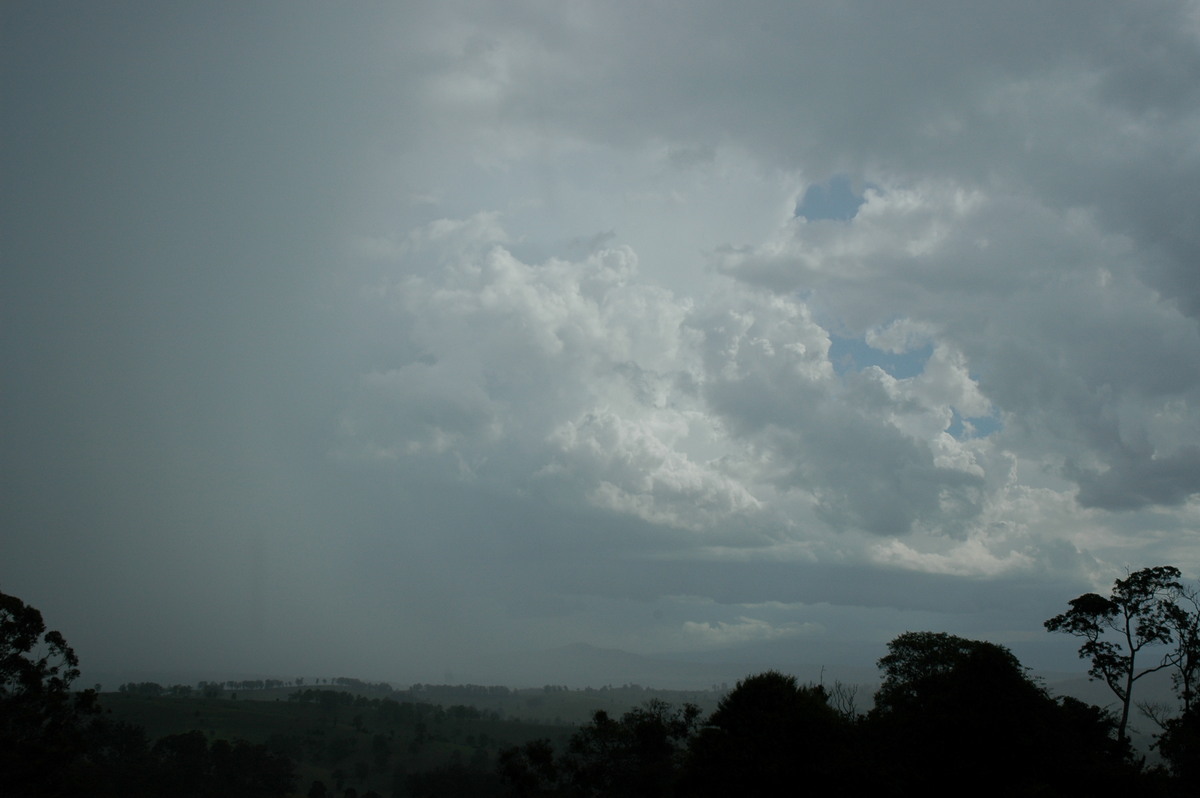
1071, 446, 1200, 510
7, 0, 1200, 681
245, 0, 1200, 666
340, 210, 1034, 545
717, 178, 1200, 514
550, 410, 762, 531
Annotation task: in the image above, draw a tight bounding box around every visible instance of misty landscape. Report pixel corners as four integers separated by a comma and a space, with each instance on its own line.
5, 573, 1200, 795
4, 1, 1200, 795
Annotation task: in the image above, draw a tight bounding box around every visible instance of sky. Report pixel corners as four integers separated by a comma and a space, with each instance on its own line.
3, 1, 1200, 689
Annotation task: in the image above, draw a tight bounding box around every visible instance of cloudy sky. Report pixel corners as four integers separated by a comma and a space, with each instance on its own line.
4, 1, 1200, 687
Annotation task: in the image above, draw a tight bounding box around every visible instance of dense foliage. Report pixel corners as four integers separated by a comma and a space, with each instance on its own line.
498, 649, 1154, 797
1, 590, 100, 793
1, 589, 296, 797
6, 571, 1200, 796
497, 622, 1200, 797
866, 632, 1136, 796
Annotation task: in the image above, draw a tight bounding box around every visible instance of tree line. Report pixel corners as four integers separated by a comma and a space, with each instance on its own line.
497, 566, 1200, 797
1, 590, 294, 797
498, 637, 1193, 797
116, 676, 396, 698
3, 566, 1199, 796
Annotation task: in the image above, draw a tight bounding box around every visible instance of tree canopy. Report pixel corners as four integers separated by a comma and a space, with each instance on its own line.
1, 589, 296, 797
682, 671, 850, 796
869, 631, 1132, 795
1, 588, 99, 793
1045, 566, 1183, 741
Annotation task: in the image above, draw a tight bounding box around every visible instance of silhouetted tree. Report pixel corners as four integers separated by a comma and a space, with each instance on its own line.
681, 671, 851, 796
497, 699, 699, 797
1045, 565, 1182, 741
1, 588, 100, 795
2, 589, 298, 797
868, 631, 1137, 796
876, 631, 1003, 704
199, 680, 224, 698
562, 699, 701, 797
1156, 704, 1200, 793
1163, 582, 1200, 714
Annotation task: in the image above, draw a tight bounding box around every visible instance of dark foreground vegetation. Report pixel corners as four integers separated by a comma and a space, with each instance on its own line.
3, 566, 1198, 797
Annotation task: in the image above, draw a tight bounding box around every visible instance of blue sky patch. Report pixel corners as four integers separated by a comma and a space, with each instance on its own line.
831, 335, 1002, 438
796, 175, 869, 221
948, 409, 1004, 440
829, 334, 931, 379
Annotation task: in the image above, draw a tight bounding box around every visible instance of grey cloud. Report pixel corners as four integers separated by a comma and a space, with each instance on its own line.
344, 212, 1001, 543
1071, 446, 1200, 510
5, 1, 1200, 686
716, 176, 1200, 515
688, 292, 989, 537
803, 413, 985, 539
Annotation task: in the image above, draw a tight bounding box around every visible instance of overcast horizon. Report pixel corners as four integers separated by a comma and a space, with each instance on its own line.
4, 1, 1200, 690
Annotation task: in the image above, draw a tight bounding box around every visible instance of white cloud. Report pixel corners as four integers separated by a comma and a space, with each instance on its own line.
865, 318, 937, 355
869, 537, 1036, 579
551, 409, 762, 531
681, 616, 823, 649
318, 1, 1200, 667
341, 214, 769, 530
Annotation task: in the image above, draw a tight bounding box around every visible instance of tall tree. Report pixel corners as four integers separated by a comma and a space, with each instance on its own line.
1, 588, 99, 795
1164, 583, 1200, 714
1045, 565, 1182, 742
